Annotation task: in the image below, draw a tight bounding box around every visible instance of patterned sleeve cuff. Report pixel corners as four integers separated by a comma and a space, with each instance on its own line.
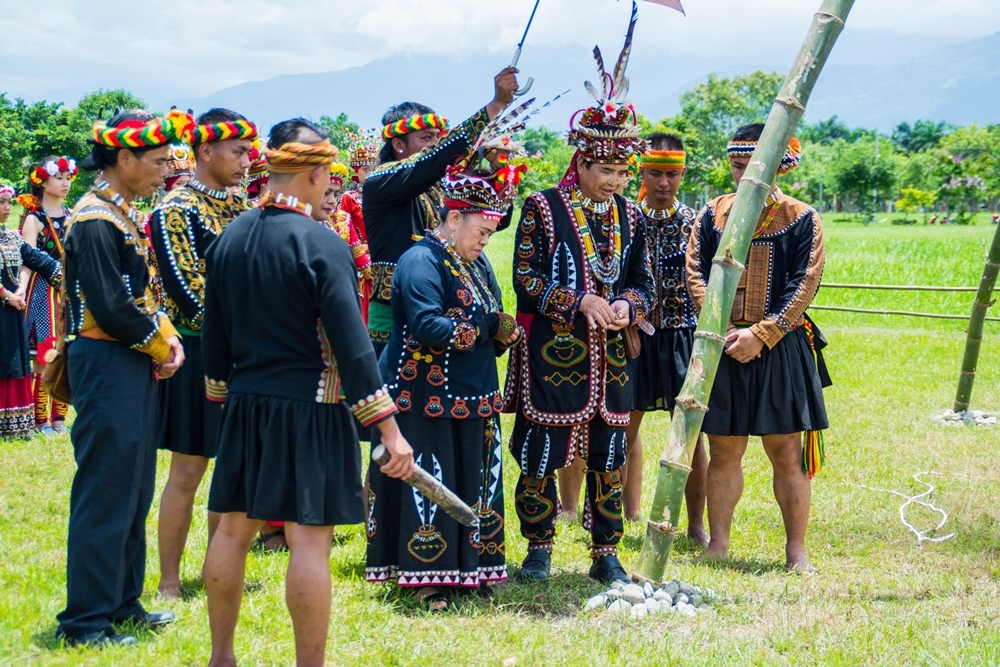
159, 314, 180, 341
351, 387, 398, 428
450, 321, 479, 351
206, 377, 228, 403
615, 289, 649, 326
460, 107, 492, 141
540, 285, 583, 324
750, 317, 789, 349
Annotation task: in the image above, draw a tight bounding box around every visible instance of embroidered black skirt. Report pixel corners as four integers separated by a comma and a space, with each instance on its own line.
631, 326, 694, 412
703, 326, 829, 437
208, 392, 364, 526
366, 413, 507, 588
156, 336, 222, 458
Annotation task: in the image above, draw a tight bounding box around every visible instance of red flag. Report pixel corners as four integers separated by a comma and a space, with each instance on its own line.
643, 0, 685, 15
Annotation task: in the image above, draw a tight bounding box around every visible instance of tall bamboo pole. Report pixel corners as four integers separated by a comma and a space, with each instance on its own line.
953, 223, 1000, 412
634, 0, 855, 583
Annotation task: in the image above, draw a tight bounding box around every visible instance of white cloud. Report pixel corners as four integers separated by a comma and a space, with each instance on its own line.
0, 0, 997, 103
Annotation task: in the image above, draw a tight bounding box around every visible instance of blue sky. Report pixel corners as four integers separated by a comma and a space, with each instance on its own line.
1, 0, 998, 104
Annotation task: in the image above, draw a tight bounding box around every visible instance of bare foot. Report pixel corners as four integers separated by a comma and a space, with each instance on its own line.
624, 512, 640, 523
557, 510, 578, 524
157, 583, 181, 600
696, 540, 728, 564
416, 586, 448, 612
786, 552, 817, 574
687, 525, 709, 549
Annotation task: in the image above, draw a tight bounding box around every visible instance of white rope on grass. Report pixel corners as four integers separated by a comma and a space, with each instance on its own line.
846, 471, 955, 544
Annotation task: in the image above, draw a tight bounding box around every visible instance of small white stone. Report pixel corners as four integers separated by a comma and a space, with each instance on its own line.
664, 582, 680, 597
679, 582, 695, 595
653, 590, 673, 605
971, 410, 985, 418
690, 594, 703, 607
682, 606, 697, 617
704, 588, 717, 600
622, 584, 646, 605
586, 594, 608, 611
675, 593, 690, 605
644, 598, 660, 613
606, 589, 623, 601
607, 599, 632, 614
630, 603, 648, 618
643, 582, 655, 599
609, 581, 627, 591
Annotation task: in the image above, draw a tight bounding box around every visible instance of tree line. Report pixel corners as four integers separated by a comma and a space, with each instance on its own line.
2, 73, 998, 223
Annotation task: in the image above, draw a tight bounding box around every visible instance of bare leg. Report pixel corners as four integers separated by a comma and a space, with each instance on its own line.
703, 435, 749, 561
622, 411, 645, 520
685, 434, 709, 547
200, 510, 222, 579
761, 433, 814, 572
557, 457, 586, 522
284, 523, 335, 667
157, 452, 210, 597
206, 513, 263, 667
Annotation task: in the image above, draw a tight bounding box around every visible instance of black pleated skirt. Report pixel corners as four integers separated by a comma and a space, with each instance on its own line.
631, 327, 694, 412
703, 326, 829, 437
366, 413, 507, 588
156, 336, 222, 458
208, 392, 364, 526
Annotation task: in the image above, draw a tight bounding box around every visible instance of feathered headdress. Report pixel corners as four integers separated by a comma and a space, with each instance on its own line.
167, 145, 195, 178
346, 129, 379, 169
566, 1, 644, 166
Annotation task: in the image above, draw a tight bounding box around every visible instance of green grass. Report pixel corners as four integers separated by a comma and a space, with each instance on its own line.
1, 219, 999, 666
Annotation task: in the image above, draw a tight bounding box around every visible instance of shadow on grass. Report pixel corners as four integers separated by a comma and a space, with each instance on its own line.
330, 559, 366, 580
179, 577, 206, 600
368, 570, 605, 619
698, 555, 787, 576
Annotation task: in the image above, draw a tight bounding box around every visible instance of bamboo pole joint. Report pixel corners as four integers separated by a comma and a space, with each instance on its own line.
661, 458, 693, 472
647, 520, 679, 536
676, 395, 709, 412
816, 11, 846, 26
694, 331, 726, 343
777, 96, 806, 112
714, 255, 746, 271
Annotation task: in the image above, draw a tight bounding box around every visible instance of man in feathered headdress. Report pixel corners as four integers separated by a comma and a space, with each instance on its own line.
503, 2, 653, 585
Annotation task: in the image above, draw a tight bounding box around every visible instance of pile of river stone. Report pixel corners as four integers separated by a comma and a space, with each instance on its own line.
932, 409, 996, 427
585, 580, 714, 618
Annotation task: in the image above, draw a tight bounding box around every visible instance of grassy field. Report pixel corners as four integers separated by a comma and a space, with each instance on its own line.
1, 218, 998, 666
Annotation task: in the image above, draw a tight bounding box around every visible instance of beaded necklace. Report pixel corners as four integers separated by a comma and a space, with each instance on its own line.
91, 180, 149, 258
260, 191, 313, 218
0, 225, 23, 285
427, 232, 500, 313
640, 198, 678, 220
569, 189, 622, 286
188, 178, 231, 201
574, 188, 611, 215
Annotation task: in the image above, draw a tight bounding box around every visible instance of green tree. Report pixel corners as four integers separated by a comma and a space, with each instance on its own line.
828, 138, 897, 218
892, 120, 951, 154
75, 89, 147, 122
318, 113, 359, 153
895, 187, 937, 223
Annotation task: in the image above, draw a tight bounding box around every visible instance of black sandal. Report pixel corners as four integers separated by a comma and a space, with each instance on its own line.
254, 528, 288, 553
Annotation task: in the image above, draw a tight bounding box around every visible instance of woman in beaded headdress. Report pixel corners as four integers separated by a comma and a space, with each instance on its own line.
365, 153, 525, 611
17, 155, 76, 435
0, 184, 61, 440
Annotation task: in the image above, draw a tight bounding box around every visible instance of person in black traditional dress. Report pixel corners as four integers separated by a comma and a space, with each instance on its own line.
17, 156, 76, 435
0, 184, 61, 440
366, 144, 526, 611
503, 6, 654, 584
149, 108, 256, 599
686, 123, 829, 572
56, 109, 188, 648
201, 118, 414, 667
363, 66, 520, 354
623, 134, 708, 544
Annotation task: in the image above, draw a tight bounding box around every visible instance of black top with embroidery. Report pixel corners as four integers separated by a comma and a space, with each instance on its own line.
63, 183, 178, 362
201, 206, 397, 428
23, 209, 68, 261
503, 188, 653, 426
640, 201, 698, 330
0, 227, 60, 378
380, 235, 506, 420
363, 108, 497, 307
149, 181, 248, 333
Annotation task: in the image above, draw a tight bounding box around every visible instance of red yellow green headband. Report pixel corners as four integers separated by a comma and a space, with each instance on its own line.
640, 150, 686, 170
193, 119, 259, 145
92, 109, 196, 149
382, 113, 449, 141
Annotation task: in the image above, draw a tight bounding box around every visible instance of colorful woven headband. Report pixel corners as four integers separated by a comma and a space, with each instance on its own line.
329, 162, 351, 185
727, 137, 802, 175
382, 113, 449, 141
640, 150, 686, 170
92, 109, 196, 149
0, 184, 15, 198
30, 157, 78, 186
264, 140, 338, 174
193, 119, 259, 145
